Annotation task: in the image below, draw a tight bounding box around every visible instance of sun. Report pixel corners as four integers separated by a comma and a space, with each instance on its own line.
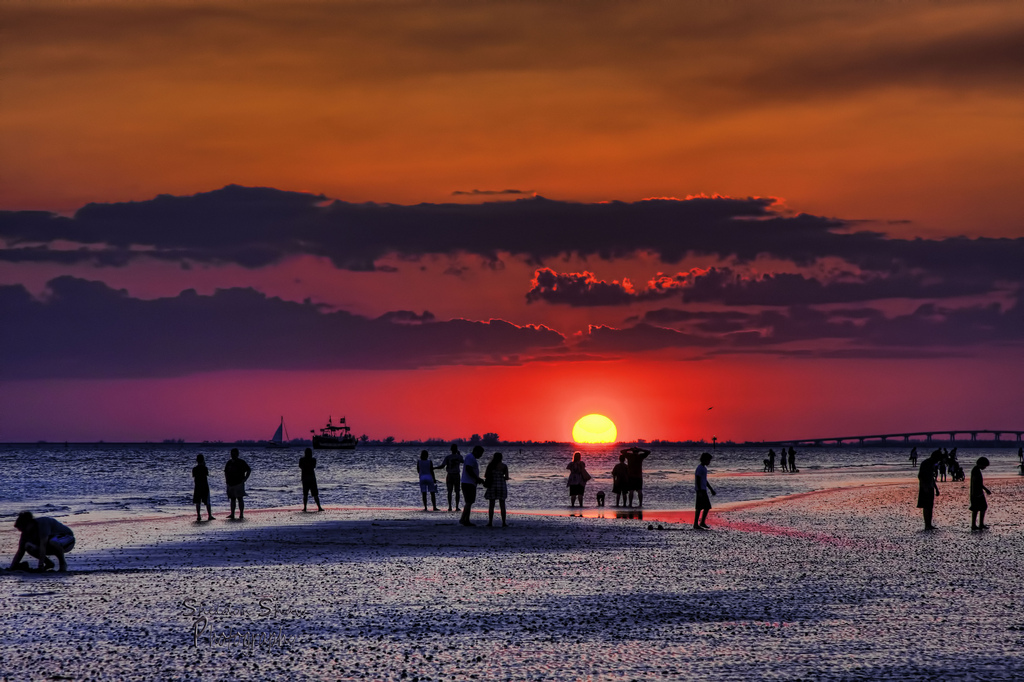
572, 414, 618, 444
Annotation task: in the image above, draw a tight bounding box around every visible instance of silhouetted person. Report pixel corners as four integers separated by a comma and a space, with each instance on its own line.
768, 448, 776, 472
566, 451, 590, 507
611, 454, 629, 507
417, 450, 439, 511
484, 452, 509, 527
1019, 447, 1023, 475
621, 446, 651, 507
439, 444, 464, 511
192, 454, 214, 521
950, 457, 965, 482
970, 457, 992, 531
300, 448, 324, 512
909, 447, 918, 467
929, 448, 942, 479
459, 446, 486, 526
224, 448, 251, 520
938, 457, 947, 482
779, 448, 788, 472
787, 446, 797, 473
917, 450, 941, 530
10, 512, 75, 572
694, 452, 717, 530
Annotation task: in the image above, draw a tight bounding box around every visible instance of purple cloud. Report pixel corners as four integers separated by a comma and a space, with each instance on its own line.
0, 277, 565, 379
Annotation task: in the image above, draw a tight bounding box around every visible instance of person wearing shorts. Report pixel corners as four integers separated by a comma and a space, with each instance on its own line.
621, 446, 650, 507
224, 448, 252, 520
694, 452, 717, 530
417, 450, 440, 511
299, 448, 324, 512
611, 454, 629, 507
11, 512, 75, 572
459, 445, 486, 526
192, 453, 214, 522
439, 444, 465, 512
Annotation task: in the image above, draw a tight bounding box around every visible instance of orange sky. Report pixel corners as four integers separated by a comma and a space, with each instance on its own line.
3, 1, 1023, 235
1, 0, 1022, 442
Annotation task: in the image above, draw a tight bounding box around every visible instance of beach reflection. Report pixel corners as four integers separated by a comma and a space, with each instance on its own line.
553, 508, 644, 520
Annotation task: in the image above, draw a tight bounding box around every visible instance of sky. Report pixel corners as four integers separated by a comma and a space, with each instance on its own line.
1, 0, 1022, 443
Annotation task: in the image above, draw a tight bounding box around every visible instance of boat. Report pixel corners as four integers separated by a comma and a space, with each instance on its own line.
311, 415, 357, 450
265, 416, 291, 448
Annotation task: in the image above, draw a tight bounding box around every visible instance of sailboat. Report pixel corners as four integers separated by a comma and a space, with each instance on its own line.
265, 416, 291, 448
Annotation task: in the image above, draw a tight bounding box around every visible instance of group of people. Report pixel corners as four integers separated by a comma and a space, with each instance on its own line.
413, 445, 657, 525
414, 445, 509, 527
915, 447, 993, 531
190, 446, 325, 523
190, 447, 258, 521
910, 446, 965, 482
764, 447, 798, 473
12, 441, 1016, 572
563, 447, 652, 508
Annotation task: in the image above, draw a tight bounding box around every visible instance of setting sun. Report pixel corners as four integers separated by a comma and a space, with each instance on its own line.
572, 414, 618, 443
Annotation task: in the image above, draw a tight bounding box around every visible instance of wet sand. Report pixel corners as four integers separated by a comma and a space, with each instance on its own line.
3, 477, 1024, 680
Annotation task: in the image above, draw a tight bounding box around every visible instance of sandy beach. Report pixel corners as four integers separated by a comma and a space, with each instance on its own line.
3, 476, 1024, 681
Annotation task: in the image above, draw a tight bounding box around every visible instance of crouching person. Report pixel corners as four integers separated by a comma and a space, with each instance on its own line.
11, 511, 75, 572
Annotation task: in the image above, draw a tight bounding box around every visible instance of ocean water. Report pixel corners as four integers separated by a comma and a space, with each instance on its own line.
1, 442, 1020, 523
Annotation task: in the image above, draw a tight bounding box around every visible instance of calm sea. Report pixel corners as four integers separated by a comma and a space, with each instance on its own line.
1, 443, 1020, 523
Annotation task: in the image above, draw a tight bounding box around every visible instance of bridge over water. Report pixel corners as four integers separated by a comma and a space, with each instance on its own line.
757, 429, 1024, 447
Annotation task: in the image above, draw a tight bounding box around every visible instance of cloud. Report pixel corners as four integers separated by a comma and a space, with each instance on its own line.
0, 277, 564, 379
3, 276, 1018, 380
742, 21, 1024, 104
3, 186, 1022, 283
677, 268, 999, 306
7, 2, 1020, 108
451, 189, 529, 196
0, 186, 794, 269
526, 266, 1002, 308
525, 268, 661, 307
614, 298, 1024, 354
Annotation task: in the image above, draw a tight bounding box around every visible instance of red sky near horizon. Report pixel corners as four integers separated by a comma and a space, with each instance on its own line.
1, 0, 1023, 443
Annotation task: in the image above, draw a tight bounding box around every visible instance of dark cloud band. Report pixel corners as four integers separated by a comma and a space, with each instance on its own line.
0, 277, 564, 379
525, 267, 1002, 307
3, 186, 1021, 281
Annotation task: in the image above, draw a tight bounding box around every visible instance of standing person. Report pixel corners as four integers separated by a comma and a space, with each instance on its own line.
417, 450, 440, 511
779, 448, 788, 472
970, 457, 992, 531
768, 448, 776, 473
192, 454, 214, 522
611, 454, 629, 507
484, 452, 510, 527
439, 444, 465, 512
917, 450, 942, 530
224, 448, 251, 521
299, 448, 324, 513
10, 512, 75, 572
788, 446, 797, 473
621, 446, 651, 507
566, 452, 590, 508
694, 452, 717, 530
459, 446, 486, 526
909, 447, 918, 467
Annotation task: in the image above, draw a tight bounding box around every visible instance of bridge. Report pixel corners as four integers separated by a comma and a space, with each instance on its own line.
758, 430, 1024, 448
